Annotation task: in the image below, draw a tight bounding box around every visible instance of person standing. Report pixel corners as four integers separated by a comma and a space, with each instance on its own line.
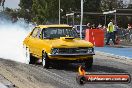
106, 21, 116, 45
127, 24, 132, 30
97, 23, 102, 29
87, 22, 91, 29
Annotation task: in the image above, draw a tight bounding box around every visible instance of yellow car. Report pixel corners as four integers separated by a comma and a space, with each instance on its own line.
23, 24, 95, 68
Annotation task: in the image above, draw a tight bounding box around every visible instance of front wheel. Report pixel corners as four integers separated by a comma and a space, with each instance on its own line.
42, 52, 50, 68
85, 58, 93, 69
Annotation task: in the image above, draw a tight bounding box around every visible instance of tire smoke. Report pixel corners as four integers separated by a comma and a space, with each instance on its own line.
0, 14, 34, 63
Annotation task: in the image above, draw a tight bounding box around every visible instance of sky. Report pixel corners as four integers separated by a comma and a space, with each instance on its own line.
4, 0, 20, 9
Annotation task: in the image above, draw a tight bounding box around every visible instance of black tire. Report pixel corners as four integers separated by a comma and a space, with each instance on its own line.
53, 61, 65, 69
85, 57, 93, 69
29, 54, 36, 64
24, 47, 36, 64
42, 51, 50, 68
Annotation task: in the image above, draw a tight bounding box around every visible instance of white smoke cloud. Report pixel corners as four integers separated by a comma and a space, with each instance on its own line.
0, 15, 33, 63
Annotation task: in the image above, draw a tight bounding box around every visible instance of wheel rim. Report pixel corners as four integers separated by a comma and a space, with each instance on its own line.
42, 53, 45, 67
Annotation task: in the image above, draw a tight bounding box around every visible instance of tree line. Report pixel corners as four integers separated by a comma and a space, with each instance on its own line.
3, 0, 132, 28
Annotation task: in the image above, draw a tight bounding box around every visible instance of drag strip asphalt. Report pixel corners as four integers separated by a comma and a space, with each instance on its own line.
0, 53, 132, 88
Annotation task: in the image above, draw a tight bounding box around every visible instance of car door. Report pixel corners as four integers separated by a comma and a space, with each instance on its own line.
30, 27, 47, 58
28, 27, 41, 55
33, 28, 44, 57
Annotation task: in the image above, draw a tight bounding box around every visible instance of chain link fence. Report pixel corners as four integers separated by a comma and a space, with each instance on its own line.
117, 28, 132, 45
103, 28, 132, 45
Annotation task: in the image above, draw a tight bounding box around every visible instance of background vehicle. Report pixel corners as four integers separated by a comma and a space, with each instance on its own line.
74, 25, 87, 39
23, 25, 95, 69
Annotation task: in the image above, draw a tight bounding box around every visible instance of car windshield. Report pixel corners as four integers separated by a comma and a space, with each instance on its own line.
43, 27, 79, 39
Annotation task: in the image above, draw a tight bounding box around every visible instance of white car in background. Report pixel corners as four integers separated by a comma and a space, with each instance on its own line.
74, 25, 87, 39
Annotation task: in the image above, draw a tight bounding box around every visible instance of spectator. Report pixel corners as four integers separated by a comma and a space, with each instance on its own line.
113, 24, 118, 39
113, 24, 120, 44
86, 22, 91, 29
97, 23, 102, 29
91, 24, 96, 29
106, 20, 117, 45
127, 24, 132, 30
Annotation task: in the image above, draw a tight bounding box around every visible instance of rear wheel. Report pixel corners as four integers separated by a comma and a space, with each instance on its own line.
85, 57, 93, 69
29, 54, 36, 64
25, 47, 30, 64
24, 46, 36, 64
42, 51, 50, 68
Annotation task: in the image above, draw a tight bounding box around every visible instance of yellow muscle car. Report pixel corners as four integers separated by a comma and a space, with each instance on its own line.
23, 24, 95, 68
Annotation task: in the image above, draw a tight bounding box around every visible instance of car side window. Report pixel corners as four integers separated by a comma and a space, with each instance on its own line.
42, 29, 45, 38
36, 29, 42, 39
31, 28, 38, 37
31, 27, 42, 39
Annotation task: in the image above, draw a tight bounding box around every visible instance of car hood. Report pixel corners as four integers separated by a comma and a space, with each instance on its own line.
44, 37, 93, 48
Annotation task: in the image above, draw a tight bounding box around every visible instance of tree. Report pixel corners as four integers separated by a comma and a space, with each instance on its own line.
19, 0, 33, 10
127, 4, 132, 25
128, 4, 132, 9
31, 0, 58, 24
18, 0, 103, 24
0, 0, 5, 10
18, 0, 129, 24
19, 0, 33, 21
60, 0, 102, 24
84, 0, 101, 12
100, 0, 125, 11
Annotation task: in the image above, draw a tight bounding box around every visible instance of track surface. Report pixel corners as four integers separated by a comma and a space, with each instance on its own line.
95, 47, 132, 58
0, 53, 132, 88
